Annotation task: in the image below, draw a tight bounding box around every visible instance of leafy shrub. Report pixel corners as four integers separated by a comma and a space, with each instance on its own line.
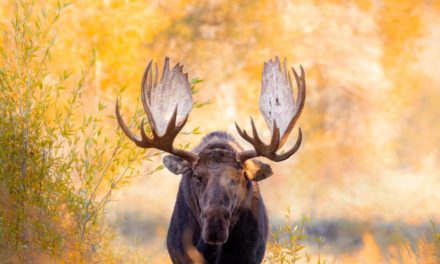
431, 221, 440, 262
0, 0, 203, 262
264, 209, 325, 264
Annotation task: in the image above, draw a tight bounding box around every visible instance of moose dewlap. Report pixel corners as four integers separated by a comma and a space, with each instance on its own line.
116, 57, 306, 264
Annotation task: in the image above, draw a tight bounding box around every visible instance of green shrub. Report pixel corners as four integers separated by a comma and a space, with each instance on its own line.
0, 0, 203, 262
264, 209, 324, 264
431, 221, 440, 262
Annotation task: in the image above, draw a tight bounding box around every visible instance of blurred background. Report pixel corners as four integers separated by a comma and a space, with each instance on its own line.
1, 0, 440, 263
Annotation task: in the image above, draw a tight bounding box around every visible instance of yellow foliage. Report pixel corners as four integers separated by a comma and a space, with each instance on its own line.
1, 0, 439, 262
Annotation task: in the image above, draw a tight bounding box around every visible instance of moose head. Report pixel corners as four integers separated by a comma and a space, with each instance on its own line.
115, 57, 305, 252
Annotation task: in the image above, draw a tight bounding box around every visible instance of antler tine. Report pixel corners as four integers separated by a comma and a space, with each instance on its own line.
163, 104, 198, 162
147, 62, 153, 92
235, 122, 253, 144
289, 65, 306, 132
236, 120, 302, 163
235, 122, 245, 138
296, 66, 306, 109
274, 128, 302, 162
153, 63, 158, 88
236, 57, 306, 163
116, 57, 198, 163
164, 105, 180, 139
141, 60, 152, 105
139, 118, 150, 143
115, 99, 142, 146
161, 57, 170, 82
141, 61, 157, 132
268, 120, 280, 153
250, 117, 264, 145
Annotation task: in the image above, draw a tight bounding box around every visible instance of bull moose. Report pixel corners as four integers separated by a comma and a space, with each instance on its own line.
115, 57, 306, 264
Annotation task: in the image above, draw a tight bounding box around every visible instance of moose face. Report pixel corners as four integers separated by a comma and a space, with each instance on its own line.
164, 147, 272, 244
116, 56, 306, 246
193, 149, 244, 244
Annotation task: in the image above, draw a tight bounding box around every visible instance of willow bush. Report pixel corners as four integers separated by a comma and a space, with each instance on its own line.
264, 209, 325, 264
431, 222, 440, 262
0, 0, 203, 262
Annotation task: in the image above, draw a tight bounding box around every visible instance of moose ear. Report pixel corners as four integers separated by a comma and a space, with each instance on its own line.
244, 159, 273, 182
163, 155, 191, 175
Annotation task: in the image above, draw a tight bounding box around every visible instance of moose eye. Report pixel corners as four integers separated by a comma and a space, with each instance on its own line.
229, 178, 239, 186
193, 174, 202, 184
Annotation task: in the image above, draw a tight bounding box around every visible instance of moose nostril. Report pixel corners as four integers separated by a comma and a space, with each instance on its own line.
208, 232, 219, 242
223, 211, 230, 220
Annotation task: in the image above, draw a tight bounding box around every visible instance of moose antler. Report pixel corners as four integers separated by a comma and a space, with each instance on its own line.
236, 57, 306, 162
115, 57, 198, 163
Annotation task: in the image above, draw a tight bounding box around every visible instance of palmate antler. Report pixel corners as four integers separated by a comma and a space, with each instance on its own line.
115, 57, 198, 163
236, 57, 306, 162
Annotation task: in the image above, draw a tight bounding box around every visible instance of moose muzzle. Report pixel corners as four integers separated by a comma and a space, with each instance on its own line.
200, 207, 231, 244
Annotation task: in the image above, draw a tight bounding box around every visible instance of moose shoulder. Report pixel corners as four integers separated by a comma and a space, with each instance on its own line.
116, 57, 306, 264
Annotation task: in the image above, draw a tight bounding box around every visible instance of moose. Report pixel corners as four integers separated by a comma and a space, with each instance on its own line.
116, 57, 306, 264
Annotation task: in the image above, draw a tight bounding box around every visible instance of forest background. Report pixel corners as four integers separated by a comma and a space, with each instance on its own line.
1, 0, 440, 263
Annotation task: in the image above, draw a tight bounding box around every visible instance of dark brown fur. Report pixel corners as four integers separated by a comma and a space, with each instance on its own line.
163, 132, 272, 264
116, 57, 306, 264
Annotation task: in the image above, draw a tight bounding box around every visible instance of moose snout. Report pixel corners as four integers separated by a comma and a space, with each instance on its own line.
200, 208, 231, 245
